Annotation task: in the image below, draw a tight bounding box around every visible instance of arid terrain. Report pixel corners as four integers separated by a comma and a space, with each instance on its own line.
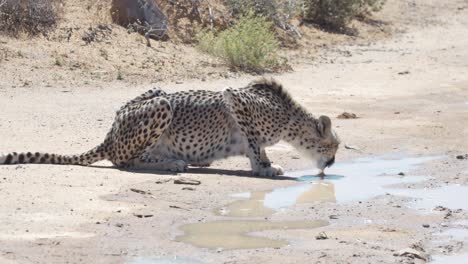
0, 0, 467, 263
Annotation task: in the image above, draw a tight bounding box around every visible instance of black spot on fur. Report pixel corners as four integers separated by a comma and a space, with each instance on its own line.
18, 154, 25, 163
4, 154, 13, 164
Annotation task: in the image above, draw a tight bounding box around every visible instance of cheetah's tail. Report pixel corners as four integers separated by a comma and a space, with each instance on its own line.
0, 143, 109, 166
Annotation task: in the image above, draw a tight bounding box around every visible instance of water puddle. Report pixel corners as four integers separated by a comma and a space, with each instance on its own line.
175, 220, 328, 250
435, 220, 468, 243
178, 155, 468, 250
217, 156, 440, 217
431, 252, 468, 264
128, 257, 202, 264
437, 228, 468, 242
391, 185, 468, 211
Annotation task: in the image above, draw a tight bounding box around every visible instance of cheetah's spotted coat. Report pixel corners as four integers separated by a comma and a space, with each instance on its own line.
0, 78, 340, 176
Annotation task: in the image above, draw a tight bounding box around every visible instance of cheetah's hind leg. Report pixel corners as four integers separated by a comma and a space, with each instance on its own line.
111, 97, 173, 168
131, 157, 188, 172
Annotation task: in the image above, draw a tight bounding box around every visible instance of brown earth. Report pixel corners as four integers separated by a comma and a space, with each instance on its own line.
1, 0, 468, 263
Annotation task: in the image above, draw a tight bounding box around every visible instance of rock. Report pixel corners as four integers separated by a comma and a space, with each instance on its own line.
315, 232, 328, 240
174, 177, 201, 185
155, 179, 171, 184
130, 188, 151, 195
456, 154, 467, 160
422, 224, 430, 228
434, 206, 449, 211
344, 144, 360, 150
111, 0, 167, 40
182, 187, 196, 191
398, 71, 410, 75
329, 215, 339, 220
134, 213, 154, 218
169, 205, 189, 211
337, 112, 358, 119
393, 248, 427, 261
398, 172, 405, 176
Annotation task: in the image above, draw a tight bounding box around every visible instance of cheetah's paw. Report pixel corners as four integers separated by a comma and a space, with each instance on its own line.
253, 164, 284, 177
167, 160, 188, 172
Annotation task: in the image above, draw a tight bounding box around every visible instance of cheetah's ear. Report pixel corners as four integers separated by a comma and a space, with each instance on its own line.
317, 115, 332, 138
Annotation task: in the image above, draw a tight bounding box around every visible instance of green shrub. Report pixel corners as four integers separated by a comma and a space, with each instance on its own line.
197, 13, 280, 72
0, 0, 62, 36
303, 0, 385, 31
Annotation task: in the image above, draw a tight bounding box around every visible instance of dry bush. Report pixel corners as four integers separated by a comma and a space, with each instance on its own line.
0, 0, 62, 36
303, 0, 385, 32
227, 0, 302, 40
227, 0, 278, 19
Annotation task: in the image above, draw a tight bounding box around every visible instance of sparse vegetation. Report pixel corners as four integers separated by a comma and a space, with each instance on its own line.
228, 0, 278, 19
197, 13, 280, 73
0, 0, 62, 36
227, 0, 302, 40
302, 0, 386, 32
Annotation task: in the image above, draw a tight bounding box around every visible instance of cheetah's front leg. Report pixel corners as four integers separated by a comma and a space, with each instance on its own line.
246, 138, 284, 177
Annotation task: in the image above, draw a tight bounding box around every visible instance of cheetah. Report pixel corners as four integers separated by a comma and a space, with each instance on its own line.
0, 78, 340, 176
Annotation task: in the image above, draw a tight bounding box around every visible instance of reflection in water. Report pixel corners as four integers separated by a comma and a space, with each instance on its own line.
175, 220, 328, 250
216, 182, 335, 217
264, 181, 336, 210
292, 156, 439, 204
216, 192, 275, 217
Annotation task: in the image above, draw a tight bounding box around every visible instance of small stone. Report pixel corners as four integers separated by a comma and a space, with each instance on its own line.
329, 215, 339, 219
344, 144, 360, 150
315, 232, 328, 240
398, 172, 405, 176
115, 223, 124, 228
174, 177, 201, 185
337, 112, 358, 119
134, 213, 154, 218
422, 224, 430, 228
394, 248, 427, 261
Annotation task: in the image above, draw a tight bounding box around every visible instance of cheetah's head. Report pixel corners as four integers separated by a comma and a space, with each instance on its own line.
292, 115, 340, 171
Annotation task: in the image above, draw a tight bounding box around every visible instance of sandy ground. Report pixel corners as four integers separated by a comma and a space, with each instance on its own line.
1, 0, 468, 263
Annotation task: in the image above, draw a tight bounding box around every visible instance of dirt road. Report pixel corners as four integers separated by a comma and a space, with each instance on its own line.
0, 1, 467, 263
